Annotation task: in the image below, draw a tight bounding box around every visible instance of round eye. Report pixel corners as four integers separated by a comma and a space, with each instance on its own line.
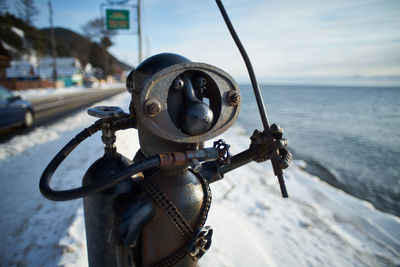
173, 77, 185, 90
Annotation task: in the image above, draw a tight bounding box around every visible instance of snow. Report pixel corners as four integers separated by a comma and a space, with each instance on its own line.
0, 91, 399, 267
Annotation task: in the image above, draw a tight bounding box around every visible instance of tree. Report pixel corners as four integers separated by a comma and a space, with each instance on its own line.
0, 12, 48, 59
82, 17, 116, 44
82, 17, 117, 77
15, 0, 40, 25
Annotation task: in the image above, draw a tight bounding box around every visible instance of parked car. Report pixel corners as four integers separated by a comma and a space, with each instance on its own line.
0, 85, 34, 130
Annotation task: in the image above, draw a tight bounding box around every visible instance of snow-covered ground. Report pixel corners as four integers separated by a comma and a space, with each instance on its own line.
0, 91, 399, 266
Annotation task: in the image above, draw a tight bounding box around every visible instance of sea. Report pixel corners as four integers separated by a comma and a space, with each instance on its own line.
236, 84, 400, 217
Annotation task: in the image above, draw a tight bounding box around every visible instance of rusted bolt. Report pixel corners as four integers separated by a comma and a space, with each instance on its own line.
227, 91, 240, 106
144, 99, 161, 117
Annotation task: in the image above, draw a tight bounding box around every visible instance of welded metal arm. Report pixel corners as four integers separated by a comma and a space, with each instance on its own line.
219, 148, 256, 175
200, 128, 292, 189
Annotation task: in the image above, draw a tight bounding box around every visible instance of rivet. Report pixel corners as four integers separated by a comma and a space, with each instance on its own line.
144, 99, 161, 117
228, 91, 240, 106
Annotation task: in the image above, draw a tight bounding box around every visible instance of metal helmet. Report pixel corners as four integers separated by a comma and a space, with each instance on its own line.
128, 53, 241, 143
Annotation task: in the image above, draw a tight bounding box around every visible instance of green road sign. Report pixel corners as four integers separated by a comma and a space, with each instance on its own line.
106, 9, 130, 30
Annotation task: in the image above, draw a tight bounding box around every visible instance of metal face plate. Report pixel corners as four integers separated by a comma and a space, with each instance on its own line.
135, 62, 241, 143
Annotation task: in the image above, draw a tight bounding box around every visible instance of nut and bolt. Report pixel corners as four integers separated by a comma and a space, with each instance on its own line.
227, 91, 240, 106
144, 99, 161, 117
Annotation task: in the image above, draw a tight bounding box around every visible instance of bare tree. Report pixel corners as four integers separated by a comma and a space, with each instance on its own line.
82, 17, 116, 45
15, 0, 40, 25
82, 17, 117, 77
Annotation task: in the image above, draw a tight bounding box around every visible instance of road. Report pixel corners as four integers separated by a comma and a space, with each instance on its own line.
0, 87, 125, 142
31, 87, 125, 122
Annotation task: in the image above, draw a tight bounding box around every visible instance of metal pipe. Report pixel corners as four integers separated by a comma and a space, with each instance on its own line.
219, 148, 255, 175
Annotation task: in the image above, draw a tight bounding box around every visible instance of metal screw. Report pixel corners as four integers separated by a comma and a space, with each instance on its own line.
144, 99, 161, 117
270, 123, 284, 138
228, 91, 240, 106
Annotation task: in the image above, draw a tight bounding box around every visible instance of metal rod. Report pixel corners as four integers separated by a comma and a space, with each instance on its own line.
220, 148, 255, 175
215, 0, 270, 130
215, 0, 289, 198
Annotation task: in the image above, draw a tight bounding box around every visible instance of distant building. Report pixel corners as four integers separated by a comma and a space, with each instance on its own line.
38, 57, 84, 87
6, 60, 37, 80
0, 43, 11, 81
3, 56, 84, 89
2, 25, 84, 89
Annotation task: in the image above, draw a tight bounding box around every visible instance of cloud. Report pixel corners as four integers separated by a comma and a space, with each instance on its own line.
149, 2, 397, 80
35, 0, 399, 85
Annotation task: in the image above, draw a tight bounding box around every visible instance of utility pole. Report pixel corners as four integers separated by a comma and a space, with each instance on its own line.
48, 0, 57, 83
146, 37, 151, 59
137, 0, 142, 64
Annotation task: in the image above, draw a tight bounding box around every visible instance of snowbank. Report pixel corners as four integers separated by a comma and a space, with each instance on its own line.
0, 93, 399, 266
203, 126, 400, 266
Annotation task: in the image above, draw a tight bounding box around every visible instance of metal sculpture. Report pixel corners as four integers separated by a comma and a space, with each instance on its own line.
39, 1, 291, 266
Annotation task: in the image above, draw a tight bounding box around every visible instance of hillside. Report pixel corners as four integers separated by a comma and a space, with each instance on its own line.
0, 13, 48, 56
40, 27, 133, 71
0, 13, 133, 75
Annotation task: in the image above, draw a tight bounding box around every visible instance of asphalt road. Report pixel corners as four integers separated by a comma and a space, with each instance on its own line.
0, 87, 125, 143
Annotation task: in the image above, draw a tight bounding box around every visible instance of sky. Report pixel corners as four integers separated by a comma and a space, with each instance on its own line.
6, 0, 400, 86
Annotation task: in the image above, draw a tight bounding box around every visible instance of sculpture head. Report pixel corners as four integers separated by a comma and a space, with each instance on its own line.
127, 53, 241, 155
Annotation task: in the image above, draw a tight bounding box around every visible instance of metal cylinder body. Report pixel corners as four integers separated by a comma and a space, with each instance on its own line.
82, 152, 133, 267
140, 167, 204, 267
123, 53, 240, 266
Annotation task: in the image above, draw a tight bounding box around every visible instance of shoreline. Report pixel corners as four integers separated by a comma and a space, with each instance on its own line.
292, 150, 400, 218
226, 117, 400, 219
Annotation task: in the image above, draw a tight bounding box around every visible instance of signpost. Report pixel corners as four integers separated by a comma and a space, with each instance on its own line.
106, 9, 130, 30
101, 0, 142, 64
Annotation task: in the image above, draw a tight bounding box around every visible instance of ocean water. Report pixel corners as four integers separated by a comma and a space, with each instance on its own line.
236, 84, 400, 217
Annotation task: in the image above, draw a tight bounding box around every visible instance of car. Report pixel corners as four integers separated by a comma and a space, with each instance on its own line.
0, 85, 34, 131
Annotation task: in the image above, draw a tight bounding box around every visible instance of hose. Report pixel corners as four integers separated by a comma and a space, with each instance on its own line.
39, 121, 160, 201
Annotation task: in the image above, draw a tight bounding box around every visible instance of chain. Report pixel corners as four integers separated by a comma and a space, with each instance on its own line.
141, 173, 212, 267
140, 179, 194, 241
195, 172, 212, 228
